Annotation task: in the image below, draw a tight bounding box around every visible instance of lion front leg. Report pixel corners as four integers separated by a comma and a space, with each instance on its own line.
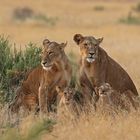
79, 72, 97, 101
38, 86, 48, 114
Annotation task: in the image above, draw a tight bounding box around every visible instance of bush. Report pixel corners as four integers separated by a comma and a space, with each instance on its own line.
93, 5, 105, 11
67, 51, 77, 87
0, 36, 41, 104
13, 7, 34, 21
0, 118, 56, 140
133, 3, 140, 13
119, 12, 140, 25
12, 7, 58, 26
120, 3, 140, 25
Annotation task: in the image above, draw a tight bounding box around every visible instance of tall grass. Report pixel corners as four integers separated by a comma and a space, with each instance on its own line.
0, 111, 56, 140
0, 36, 41, 104
1, 105, 140, 140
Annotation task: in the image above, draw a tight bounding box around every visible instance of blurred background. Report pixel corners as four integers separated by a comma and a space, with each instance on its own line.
0, 0, 140, 92
0, 1, 140, 139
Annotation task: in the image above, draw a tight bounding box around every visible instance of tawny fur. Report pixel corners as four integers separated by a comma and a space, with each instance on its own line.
73, 34, 138, 105
9, 87, 38, 113
95, 83, 136, 112
9, 39, 72, 113
56, 86, 83, 117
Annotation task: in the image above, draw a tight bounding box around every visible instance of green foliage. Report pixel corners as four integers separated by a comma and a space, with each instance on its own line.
119, 12, 140, 25
120, 3, 140, 25
93, 5, 105, 11
24, 119, 56, 140
68, 51, 79, 88
0, 118, 56, 140
0, 37, 13, 78
13, 7, 58, 26
0, 36, 41, 103
13, 7, 34, 21
34, 14, 58, 26
133, 3, 140, 12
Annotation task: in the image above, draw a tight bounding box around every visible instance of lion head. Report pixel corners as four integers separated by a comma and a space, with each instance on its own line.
56, 86, 76, 105
96, 83, 113, 97
41, 39, 67, 71
73, 34, 103, 63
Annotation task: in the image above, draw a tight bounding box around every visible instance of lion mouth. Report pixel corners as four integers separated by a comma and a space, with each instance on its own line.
41, 62, 53, 70
86, 57, 95, 63
65, 101, 70, 105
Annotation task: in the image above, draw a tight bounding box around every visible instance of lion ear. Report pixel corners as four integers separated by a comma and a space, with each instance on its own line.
43, 39, 50, 46
56, 86, 64, 97
60, 41, 67, 49
97, 37, 103, 45
56, 86, 62, 93
73, 34, 84, 45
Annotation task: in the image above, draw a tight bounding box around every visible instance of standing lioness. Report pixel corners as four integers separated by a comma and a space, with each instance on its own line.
10, 39, 72, 113
73, 34, 138, 103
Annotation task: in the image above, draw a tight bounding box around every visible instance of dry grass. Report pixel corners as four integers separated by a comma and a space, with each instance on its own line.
0, 0, 140, 139
1, 105, 140, 140
43, 111, 140, 140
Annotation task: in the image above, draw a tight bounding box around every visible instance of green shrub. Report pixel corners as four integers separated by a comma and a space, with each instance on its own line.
119, 12, 140, 25
93, 5, 105, 11
13, 7, 34, 21
133, 3, 140, 12
0, 36, 41, 104
34, 14, 58, 26
0, 118, 56, 140
24, 119, 56, 140
68, 51, 77, 87
12, 7, 58, 26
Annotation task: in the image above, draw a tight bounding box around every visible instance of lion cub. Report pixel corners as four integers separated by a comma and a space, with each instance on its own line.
56, 86, 83, 117
95, 83, 133, 113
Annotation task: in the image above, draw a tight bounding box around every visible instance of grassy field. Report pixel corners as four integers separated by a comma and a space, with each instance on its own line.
0, 0, 140, 139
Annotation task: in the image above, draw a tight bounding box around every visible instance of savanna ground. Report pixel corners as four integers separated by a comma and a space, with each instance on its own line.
0, 0, 140, 139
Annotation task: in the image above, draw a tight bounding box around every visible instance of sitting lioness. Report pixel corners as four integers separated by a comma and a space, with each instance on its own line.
73, 34, 138, 105
9, 39, 72, 113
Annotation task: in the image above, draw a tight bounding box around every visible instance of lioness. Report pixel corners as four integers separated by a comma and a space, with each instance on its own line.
9, 39, 72, 113
73, 34, 138, 105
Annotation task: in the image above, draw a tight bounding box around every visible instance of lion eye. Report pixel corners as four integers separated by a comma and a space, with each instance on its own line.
95, 44, 98, 47
64, 92, 67, 95
48, 52, 53, 55
84, 43, 88, 46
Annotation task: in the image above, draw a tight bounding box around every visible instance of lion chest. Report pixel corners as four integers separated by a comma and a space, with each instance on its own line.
43, 72, 61, 87
42, 71, 68, 92
85, 65, 99, 87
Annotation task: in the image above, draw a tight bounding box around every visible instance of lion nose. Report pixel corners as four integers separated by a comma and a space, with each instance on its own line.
42, 62, 46, 65
89, 52, 95, 56
42, 61, 47, 65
